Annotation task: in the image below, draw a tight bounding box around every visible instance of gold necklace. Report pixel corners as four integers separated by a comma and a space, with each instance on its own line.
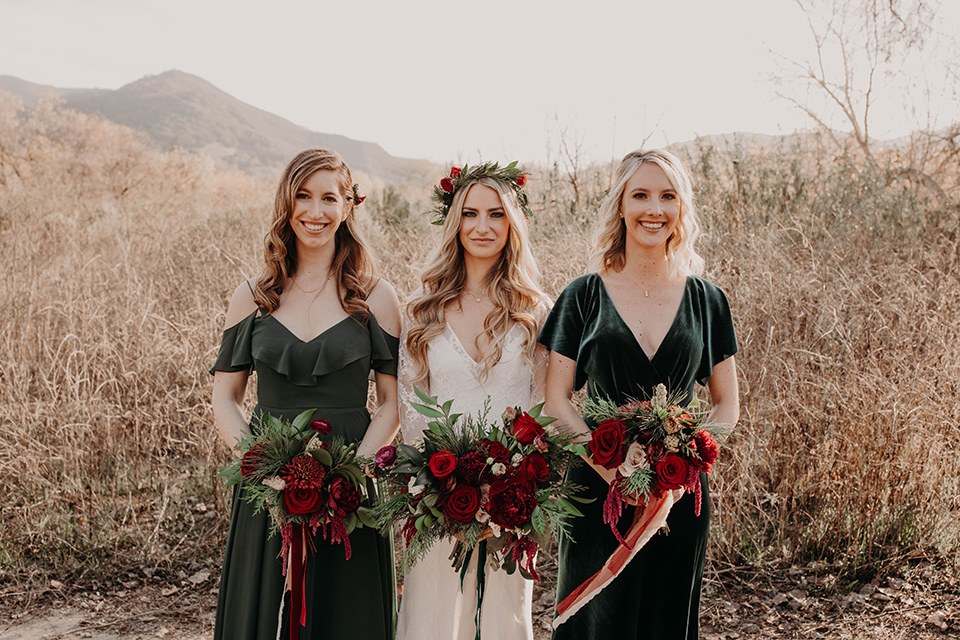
292, 272, 333, 294
461, 288, 483, 303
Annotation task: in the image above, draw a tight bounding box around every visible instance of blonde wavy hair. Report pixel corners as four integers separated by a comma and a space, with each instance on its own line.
254, 149, 376, 317
405, 177, 549, 389
591, 148, 704, 276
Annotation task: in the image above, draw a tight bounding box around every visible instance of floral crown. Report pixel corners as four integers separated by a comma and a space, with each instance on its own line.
428, 161, 531, 225
351, 183, 366, 205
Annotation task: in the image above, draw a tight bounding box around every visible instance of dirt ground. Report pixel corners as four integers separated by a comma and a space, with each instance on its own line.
3, 561, 957, 639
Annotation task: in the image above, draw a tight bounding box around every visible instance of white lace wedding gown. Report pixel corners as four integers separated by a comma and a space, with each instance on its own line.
396, 322, 544, 640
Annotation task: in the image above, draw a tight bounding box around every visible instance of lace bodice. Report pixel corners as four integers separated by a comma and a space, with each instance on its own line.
398, 323, 547, 443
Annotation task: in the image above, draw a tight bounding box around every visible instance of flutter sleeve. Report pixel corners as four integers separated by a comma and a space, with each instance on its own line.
368, 313, 399, 378
538, 275, 595, 389
209, 310, 256, 375
695, 279, 739, 385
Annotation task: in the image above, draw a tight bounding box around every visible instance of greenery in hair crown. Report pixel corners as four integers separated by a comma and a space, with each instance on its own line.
428, 161, 532, 225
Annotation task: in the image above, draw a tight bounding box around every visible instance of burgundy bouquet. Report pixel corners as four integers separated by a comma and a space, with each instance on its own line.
371, 390, 589, 581
584, 383, 724, 544
219, 410, 373, 639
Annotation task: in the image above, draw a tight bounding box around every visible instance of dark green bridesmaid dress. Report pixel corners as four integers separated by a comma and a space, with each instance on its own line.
210, 310, 399, 640
538, 274, 738, 640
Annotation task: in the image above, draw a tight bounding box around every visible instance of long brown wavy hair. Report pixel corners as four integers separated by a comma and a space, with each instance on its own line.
405, 177, 549, 389
254, 149, 376, 316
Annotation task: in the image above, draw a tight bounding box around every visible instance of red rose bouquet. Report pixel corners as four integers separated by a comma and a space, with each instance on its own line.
218, 410, 373, 639
371, 389, 589, 582
584, 383, 725, 543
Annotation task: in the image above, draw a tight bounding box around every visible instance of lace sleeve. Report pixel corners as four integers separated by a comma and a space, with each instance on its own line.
398, 321, 431, 444
530, 342, 549, 407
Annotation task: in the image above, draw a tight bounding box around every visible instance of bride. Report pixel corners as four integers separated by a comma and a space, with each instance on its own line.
396, 163, 551, 640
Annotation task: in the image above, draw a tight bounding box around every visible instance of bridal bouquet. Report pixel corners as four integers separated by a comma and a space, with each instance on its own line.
584, 383, 723, 544
371, 389, 589, 581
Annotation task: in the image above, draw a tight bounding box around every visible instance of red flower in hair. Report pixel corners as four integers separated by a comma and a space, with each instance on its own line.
450, 167, 462, 178
516, 174, 527, 187
440, 178, 453, 193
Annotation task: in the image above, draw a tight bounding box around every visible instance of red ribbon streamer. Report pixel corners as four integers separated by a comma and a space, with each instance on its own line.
289, 524, 307, 640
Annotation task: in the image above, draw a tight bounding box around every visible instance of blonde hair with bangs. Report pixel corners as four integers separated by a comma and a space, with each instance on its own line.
405, 177, 549, 389
592, 148, 704, 276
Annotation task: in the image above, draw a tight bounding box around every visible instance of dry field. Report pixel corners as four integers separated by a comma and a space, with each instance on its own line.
1, 95, 959, 636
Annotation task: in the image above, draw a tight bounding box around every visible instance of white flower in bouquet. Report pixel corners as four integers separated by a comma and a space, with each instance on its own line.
511, 453, 524, 466
491, 462, 507, 476
262, 476, 286, 491
408, 476, 425, 496
664, 434, 680, 453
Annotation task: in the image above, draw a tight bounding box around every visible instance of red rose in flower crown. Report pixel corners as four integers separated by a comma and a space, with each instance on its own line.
328, 476, 361, 516
428, 450, 457, 478
516, 174, 527, 187
450, 166, 462, 178
284, 485, 324, 515
479, 438, 510, 463
444, 485, 481, 523
240, 443, 266, 478
487, 478, 538, 529
511, 411, 545, 444
589, 420, 626, 469
655, 454, 688, 492
440, 177, 453, 193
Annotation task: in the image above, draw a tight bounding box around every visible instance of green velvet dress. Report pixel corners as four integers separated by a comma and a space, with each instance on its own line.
210, 311, 399, 640
538, 274, 737, 640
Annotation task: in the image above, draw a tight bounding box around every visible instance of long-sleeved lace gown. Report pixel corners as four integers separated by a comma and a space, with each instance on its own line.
395, 322, 544, 640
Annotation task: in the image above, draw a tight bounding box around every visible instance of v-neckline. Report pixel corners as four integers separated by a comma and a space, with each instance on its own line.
596, 274, 689, 363
445, 322, 519, 367
264, 314, 352, 344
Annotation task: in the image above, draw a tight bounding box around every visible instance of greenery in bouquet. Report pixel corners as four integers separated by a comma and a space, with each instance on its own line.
583, 383, 728, 545
371, 389, 589, 581
218, 409, 374, 562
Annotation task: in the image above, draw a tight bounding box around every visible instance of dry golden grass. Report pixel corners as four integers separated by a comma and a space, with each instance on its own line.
1, 96, 958, 592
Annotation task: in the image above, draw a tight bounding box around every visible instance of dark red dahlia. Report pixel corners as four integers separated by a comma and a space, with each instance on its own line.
456, 450, 488, 485
487, 478, 537, 529
283, 454, 326, 489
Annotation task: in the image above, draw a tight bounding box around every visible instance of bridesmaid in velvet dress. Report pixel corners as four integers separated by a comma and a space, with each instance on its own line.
210, 149, 401, 640
540, 149, 740, 640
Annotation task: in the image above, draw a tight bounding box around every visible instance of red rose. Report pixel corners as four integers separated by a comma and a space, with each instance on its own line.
241, 443, 266, 477
516, 174, 527, 187
440, 177, 453, 193
511, 412, 545, 444
328, 476, 361, 516
450, 166, 462, 178
310, 418, 332, 435
589, 420, 626, 469
519, 452, 550, 484
428, 450, 457, 478
456, 450, 487, 485
655, 454, 688, 491
443, 485, 481, 523
283, 454, 325, 489
284, 485, 323, 515
487, 479, 537, 529
478, 439, 510, 463
692, 431, 719, 472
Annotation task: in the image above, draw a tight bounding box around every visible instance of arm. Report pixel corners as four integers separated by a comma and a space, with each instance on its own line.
704, 356, 740, 428
211, 281, 258, 456
543, 350, 618, 484
356, 278, 402, 457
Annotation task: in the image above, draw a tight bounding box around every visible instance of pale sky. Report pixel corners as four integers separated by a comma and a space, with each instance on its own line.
2, 0, 957, 166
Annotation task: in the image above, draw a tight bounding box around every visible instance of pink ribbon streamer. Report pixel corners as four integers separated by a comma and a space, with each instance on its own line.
553, 488, 682, 628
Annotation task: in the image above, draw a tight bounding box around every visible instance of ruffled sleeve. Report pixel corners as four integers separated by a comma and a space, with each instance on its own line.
538, 275, 597, 390
369, 312, 399, 378
693, 278, 739, 385
209, 310, 256, 375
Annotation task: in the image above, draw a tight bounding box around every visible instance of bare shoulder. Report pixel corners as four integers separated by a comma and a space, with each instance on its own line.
367, 278, 402, 337
223, 279, 259, 329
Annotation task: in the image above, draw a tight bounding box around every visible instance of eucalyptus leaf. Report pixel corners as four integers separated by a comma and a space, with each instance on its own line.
309, 447, 334, 467
558, 497, 585, 517
291, 409, 316, 431
413, 386, 438, 406
397, 443, 424, 465
412, 402, 445, 418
